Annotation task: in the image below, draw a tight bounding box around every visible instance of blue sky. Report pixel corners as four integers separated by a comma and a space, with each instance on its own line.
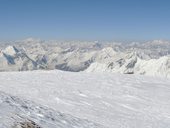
0, 0, 170, 41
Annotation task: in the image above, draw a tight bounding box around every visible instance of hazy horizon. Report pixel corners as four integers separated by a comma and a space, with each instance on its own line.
1, 37, 170, 44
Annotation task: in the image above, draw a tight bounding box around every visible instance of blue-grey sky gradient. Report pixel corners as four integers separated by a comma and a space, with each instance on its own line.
0, 0, 170, 41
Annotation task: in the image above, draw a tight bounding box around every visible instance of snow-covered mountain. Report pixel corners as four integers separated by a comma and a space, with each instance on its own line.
0, 46, 39, 71
0, 39, 170, 77
86, 52, 170, 78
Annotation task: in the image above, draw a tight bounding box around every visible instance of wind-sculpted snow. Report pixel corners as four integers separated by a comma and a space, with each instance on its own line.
0, 91, 105, 128
0, 39, 170, 77
0, 70, 170, 127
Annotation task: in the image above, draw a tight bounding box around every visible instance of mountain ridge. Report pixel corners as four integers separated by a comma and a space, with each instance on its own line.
0, 39, 170, 77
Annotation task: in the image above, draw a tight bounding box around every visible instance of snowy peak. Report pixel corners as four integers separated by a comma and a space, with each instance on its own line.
95, 47, 117, 62
86, 51, 138, 74
0, 46, 40, 71
3, 45, 19, 56
86, 51, 170, 77
135, 56, 170, 77
101, 47, 117, 56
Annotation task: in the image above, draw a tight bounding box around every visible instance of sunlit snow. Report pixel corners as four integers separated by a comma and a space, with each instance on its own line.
0, 70, 170, 127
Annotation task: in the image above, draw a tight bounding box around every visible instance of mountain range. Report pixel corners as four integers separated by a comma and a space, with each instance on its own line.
0, 38, 170, 77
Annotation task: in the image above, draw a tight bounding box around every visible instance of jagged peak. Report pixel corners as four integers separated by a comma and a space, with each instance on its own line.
101, 47, 117, 55
3, 45, 19, 56
125, 51, 138, 59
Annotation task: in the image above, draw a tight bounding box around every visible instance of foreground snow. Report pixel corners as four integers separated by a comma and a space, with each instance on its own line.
0, 91, 104, 128
0, 70, 170, 127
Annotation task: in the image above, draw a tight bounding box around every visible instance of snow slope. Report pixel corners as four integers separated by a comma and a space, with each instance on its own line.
0, 91, 104, 128
0, 70, 170, 127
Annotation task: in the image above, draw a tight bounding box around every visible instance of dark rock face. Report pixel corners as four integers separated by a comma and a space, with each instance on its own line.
14, 120, 41, 128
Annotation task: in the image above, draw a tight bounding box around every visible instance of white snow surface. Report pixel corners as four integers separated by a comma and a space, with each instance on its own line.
0, 70, 170, 127
0, 91, 104, 128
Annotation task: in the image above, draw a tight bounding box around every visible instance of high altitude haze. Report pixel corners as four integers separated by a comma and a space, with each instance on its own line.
0, 0, 170, 41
